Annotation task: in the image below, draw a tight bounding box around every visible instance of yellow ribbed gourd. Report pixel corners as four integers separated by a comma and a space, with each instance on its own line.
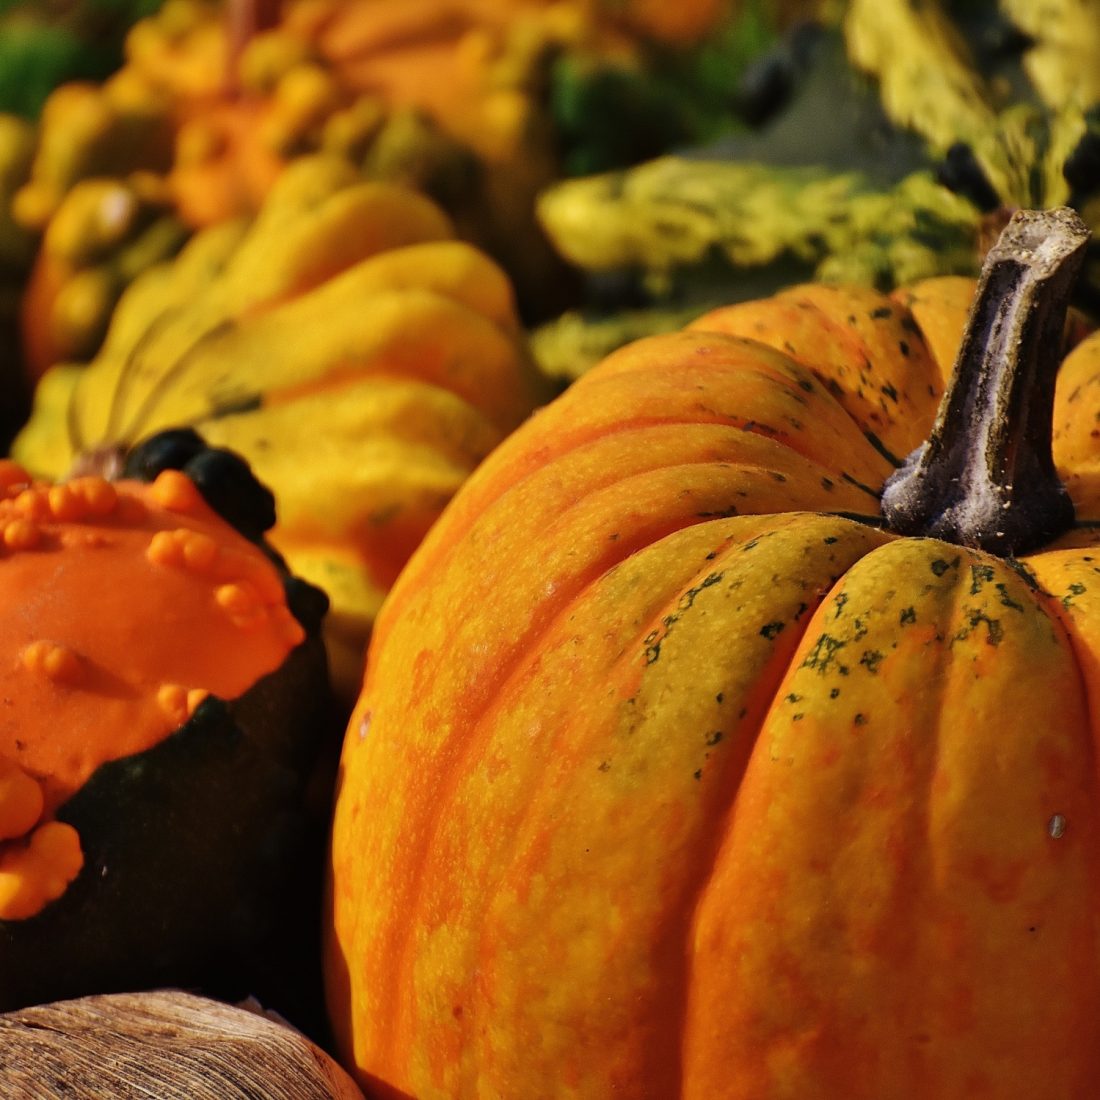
15, 154, 551, 693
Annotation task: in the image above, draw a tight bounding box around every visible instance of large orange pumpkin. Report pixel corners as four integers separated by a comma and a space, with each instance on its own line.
326, 207, 1100, 1097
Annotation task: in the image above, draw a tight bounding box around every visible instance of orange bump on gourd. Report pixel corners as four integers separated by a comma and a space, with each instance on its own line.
0, 760, 45, 840
21, 641, 84, 686
149, 468, 204, 512
147, 527, 220, 572
0, 461, 304, 920
2, 519, 40, 551
155, 683, 209, 727
0, 822, 83, 921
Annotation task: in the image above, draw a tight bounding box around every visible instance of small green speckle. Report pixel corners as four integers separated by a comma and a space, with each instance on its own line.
970, 563, 995, 594
954, 609, 1004, 647
900, 606, 917, 624
802, 633, 848, 675
860, 649, 884, 673
931, 557, 958, 577
706, 731, 723, 746
1063, 581, 1087, 610
760, 621, 786, 639
854, 713, 867, 726
678, 572, 723, 612
829, 687, 841, 699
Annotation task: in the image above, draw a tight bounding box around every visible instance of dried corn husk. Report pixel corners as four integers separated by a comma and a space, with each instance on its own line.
0, 989, 364, 1100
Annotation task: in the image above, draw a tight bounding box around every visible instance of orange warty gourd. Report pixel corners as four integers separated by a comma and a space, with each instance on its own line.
0, 435, 334, 1026
326, 207, 1100, 1098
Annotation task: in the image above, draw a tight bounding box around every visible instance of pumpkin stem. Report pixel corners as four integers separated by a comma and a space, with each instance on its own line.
880, 206, 1090, 555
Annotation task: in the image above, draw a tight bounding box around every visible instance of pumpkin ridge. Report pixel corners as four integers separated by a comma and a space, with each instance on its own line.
778, 287, 942, 416
378, 365, 894, 624
375, 431, 884, 644
365, 499, 781, 1068
610, 517, 889, 1096
682, 536, 1094, 1094
690, 289, 943, 461
775, 295, 921, 408
463, 557, 779, 1094
1023, 546, 1100, 738
569, 346, 897, 484
663, 530, 920, 1094
569, 418, 889, 499
603, 370, 891, 478
350, 514, 887, 1091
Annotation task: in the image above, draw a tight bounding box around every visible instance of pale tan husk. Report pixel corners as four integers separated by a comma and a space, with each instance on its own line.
0, 989, 363, 1099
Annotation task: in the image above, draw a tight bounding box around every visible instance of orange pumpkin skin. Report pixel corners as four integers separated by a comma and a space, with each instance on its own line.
326, 265, 1100, 1098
